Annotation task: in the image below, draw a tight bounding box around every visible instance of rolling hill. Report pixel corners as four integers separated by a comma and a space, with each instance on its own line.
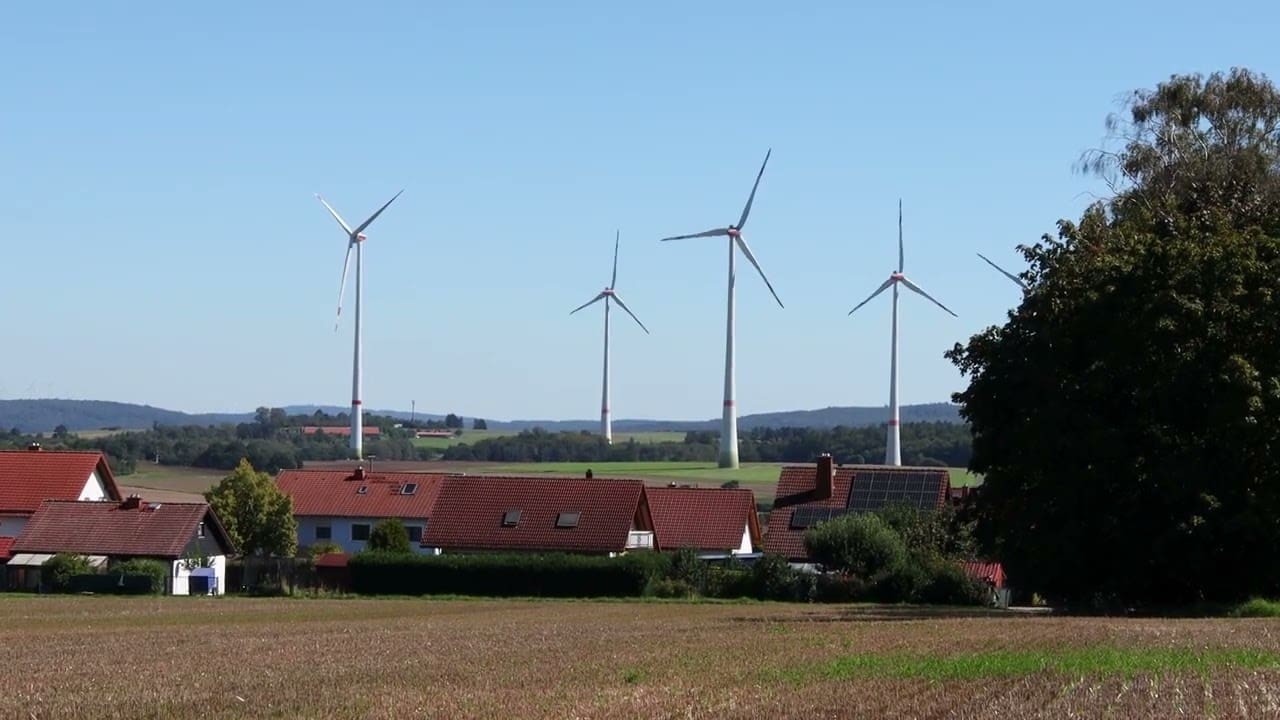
0, 399, 960, 433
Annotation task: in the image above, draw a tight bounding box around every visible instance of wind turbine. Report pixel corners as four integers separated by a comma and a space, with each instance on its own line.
315, 189, 403, 460
977, 252, 1028, 289
660, 149, 783, 469
848, 200, 956, 466
570, 231, 650, 444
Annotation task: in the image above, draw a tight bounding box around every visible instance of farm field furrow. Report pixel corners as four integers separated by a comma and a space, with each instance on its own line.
2, 598, 1278, 719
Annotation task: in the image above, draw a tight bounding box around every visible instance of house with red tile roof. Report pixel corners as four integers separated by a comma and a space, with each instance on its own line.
8, 496, 234, 595
299, 426, 381, 437
0, 445, 124, 549
275, 467, 448, 554
765, 455, 951, 562
645, 485, 762, 558
423, 475, 655, 555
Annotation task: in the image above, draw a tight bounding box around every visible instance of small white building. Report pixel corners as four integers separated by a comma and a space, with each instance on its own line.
8, 497, 234, 595
276, 467, 445, 555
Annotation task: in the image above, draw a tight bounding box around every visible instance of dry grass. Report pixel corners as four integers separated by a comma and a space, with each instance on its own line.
2, 597, 1279, 719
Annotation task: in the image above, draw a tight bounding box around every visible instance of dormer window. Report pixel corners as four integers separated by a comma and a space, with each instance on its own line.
555, 511, 580, 529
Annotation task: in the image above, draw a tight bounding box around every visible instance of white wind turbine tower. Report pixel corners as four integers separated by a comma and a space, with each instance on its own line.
661, 149, 784, 469
570, 231, 650, 444
848, 200, 957, 466
315, 189, 403, 459
977, 252, 1029, 289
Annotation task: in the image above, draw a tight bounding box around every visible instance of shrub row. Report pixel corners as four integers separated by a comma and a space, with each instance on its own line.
67, 573, 158, 595
348, 551, 672, 597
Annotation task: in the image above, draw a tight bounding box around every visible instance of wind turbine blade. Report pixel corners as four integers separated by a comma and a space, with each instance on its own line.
570, 292, 607, 315
734, 235, 784, 308
848, 278, 894, 316
316, 194, 354, 235
352, 189, 404, 236
737, 148, 772, 230
897, 198, 904, 273
900, 276, 958, 317
335, 242, 354, 331
977, 252, 1028, 289
611, 230, 620, 288
660, 228, 729, 241
609, 292, 650, 334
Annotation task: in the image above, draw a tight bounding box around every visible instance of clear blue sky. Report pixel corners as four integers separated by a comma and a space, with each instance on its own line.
2, 2, 1275, 421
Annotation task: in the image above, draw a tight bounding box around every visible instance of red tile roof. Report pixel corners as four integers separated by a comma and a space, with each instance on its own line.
300, 426, 381, 437
11, 499, 233, 559
962, 561, 1006, 589
645, 486, 761, 552
0, 449, 123, 515
764, 464, 950, 561
423, 476, 648, 554
0, 536, 14, 562
276, 469, 446, 520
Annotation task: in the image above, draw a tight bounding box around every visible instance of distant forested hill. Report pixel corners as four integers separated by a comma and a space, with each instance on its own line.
0, 398, 960, 433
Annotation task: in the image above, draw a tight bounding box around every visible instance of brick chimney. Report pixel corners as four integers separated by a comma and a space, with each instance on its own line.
27, 442, 43, 452
121, 494, 144, 510
815, 453, 834, 500
352, 466, 365, 482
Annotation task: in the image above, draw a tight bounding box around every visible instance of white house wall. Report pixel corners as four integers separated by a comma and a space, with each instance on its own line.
80, 471, 108, 501
170, 554, 228, 596
296, 516, 432, 555
735, 523, 753, 555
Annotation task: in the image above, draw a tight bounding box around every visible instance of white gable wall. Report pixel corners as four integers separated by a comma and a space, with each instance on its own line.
734, 523, 753, 555
79, 471, 108, 501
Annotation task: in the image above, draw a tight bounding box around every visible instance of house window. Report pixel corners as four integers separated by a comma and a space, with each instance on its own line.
502, 509, 521, 527
401, 483, 418, 495
407, 526, 423, 543
555, 511, 580, 528
197, 522, 206, 538
315, 525, 332, 540
352, 523, 371, 541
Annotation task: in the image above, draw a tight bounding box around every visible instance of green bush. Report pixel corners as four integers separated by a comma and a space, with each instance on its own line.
307, 541, 345, 557
43, 553, 93, 592
751, 555, 810, 601
705, 566, 754, 599
114, 559, 169, 594
1232, 598, 1280, 618
651, 578, 697, 598
348, 552, 671, 598
813, 573, 869, 603
368, 519, 412, 554
918, 561, 988, 606
804, 513, 908, 578
667, 549, 709, 593
870, 561, 929, 603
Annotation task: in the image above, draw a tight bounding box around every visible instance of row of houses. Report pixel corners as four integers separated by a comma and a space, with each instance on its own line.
0, 444, 1004, 596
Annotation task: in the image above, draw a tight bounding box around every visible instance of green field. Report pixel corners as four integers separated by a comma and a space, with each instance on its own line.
489, 461, 784, 486
411, 429, 688, 450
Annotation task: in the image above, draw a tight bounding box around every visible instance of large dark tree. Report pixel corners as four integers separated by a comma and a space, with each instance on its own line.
949, 68, 1280, 607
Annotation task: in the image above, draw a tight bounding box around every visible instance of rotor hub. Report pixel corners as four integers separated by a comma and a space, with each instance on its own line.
727, 227, 741, 237
890, 272, 904, 281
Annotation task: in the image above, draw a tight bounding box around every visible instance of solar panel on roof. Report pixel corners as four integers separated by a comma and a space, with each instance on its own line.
846, 470, 944, 512
789, 506, 851, 529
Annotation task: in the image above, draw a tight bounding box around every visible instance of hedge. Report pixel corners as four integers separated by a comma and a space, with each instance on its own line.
67, 573, 158, 595
349, 551, 671, 597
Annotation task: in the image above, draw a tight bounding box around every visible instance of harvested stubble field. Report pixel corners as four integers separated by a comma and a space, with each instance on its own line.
4, 597, 1280, 719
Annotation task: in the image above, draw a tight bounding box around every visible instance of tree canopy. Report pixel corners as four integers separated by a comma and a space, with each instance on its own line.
949, 68, 1280, 607
204, 459, 297, 557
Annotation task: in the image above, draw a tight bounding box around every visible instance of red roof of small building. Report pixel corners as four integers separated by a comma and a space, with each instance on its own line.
765, 463, 950, 561
423, 476, 649, 554
300, 426, 381, 437
0, 536, 14, 562
645, 486, 761, 552
11, 499, 234, 558
0, 449, 123, 515
276, 468, 446, 520
962, 561, 1006, 589
314, 552, 350, 568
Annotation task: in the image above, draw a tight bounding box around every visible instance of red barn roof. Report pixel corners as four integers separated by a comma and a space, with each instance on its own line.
645, 486, 761, 552
0, 536, 14, 562
423, 476, 649, 554
0, 449, 123, 515
765, 461, 950, 561
300, 426, 381, 437
12, 498, 234, 558
275, 468, 446, 520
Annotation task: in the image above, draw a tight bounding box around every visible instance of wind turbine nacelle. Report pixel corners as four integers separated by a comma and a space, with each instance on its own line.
890, 272, 905, 281
727, 227, 741, 237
